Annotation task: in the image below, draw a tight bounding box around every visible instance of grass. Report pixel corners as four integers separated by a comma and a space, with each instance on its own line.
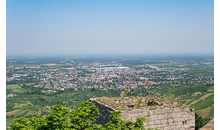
194, 101, 214, 109
167, 90, 214, 117
204, 94, 214, 101
195, 107, 212, 117
20, 83, 35, 86
19, 105, 40, 111
208, 106, 214, 116
189, 93, 213, 106
161, 86, 198, 97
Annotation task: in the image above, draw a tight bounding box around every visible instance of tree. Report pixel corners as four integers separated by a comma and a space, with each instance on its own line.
195, 113, 203, 130
45, 105, 71, 129
195, 113, 211, 130
69, 101, 103, 129
10, 117, 29, 130
10, 101, 147, 130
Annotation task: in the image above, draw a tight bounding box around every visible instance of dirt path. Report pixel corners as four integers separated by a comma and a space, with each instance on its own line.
15, 101, 33, 108
179, 99, 191, 105
188, 93, 214, 106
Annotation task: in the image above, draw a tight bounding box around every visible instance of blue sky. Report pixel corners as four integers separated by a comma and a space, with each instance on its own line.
6, 0, 214, 55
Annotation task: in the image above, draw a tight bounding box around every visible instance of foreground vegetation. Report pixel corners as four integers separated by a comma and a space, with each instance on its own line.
10, 101, 148, 130
9, 101, 211, 130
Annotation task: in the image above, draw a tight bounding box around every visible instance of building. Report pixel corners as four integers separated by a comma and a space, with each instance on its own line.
201, 116, 206, 119
209, 115, 214, 119
6, 94, 13, 97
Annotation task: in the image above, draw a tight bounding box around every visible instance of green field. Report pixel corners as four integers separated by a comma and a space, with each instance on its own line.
159, 85, 214, 117
176, 94, 214, 116
6, 84, 24, 93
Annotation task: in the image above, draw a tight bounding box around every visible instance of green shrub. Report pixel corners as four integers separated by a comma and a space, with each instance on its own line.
10, 101, 148, 130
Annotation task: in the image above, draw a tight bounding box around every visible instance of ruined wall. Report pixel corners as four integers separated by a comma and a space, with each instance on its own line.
120, 107, 195, 130
90, 98, 195, 130
90, 98, 115, 126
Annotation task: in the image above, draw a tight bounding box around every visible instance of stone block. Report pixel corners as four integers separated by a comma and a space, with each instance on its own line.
179, 117, 184, 122
176, 112, 182, 117
164, 108, 171, 113
181, 114, 188, 118
184, 107, 189, 112
148, 125, 155, 129
148, 110, 155, 115
154, 119, 160, 125
131, 109, 138, 114
160, 119, 167, 124
173, 117, 180, 122
168, 118, 173, 123
166, 108, 173, 113
128, 113, 134, 118
171, 112, 177, 117
137, 109, 143, 113
143, 111, 148, 116
160, 109, 165, 114
187, 117, 195, 122
164, 113, 171, 118
150, 115, 157, 120
158, 114, 165, 120
155, 124, 162, 129
160, 122, 166, 128
147, 120, 155, 125
155, 109, 161, 114
163, 126, 169, 130
174, 107, 180, 112
137, 112, 143, 117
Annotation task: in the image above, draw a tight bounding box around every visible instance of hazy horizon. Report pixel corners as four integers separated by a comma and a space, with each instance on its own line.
6, 52, 214, 58
7, 0, 214, 55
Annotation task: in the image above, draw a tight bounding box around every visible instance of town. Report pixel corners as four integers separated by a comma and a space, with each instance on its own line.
6, 60, 214, 96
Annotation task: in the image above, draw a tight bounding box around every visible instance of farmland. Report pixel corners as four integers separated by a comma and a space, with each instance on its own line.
6, 84, 24, 93
157, 86, 214, 117
6, 55, 214, 128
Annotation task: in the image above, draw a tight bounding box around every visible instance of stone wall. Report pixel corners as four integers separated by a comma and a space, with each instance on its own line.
90, 98, 116, 126
90, 97, 195, 130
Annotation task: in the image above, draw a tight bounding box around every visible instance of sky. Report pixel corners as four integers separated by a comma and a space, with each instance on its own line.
6, 0, 214, 55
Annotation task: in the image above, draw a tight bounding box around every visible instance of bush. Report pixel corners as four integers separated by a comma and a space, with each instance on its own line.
10, 101, 147, 130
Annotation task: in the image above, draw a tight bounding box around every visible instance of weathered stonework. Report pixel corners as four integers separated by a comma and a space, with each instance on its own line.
90, 96, 195, 130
